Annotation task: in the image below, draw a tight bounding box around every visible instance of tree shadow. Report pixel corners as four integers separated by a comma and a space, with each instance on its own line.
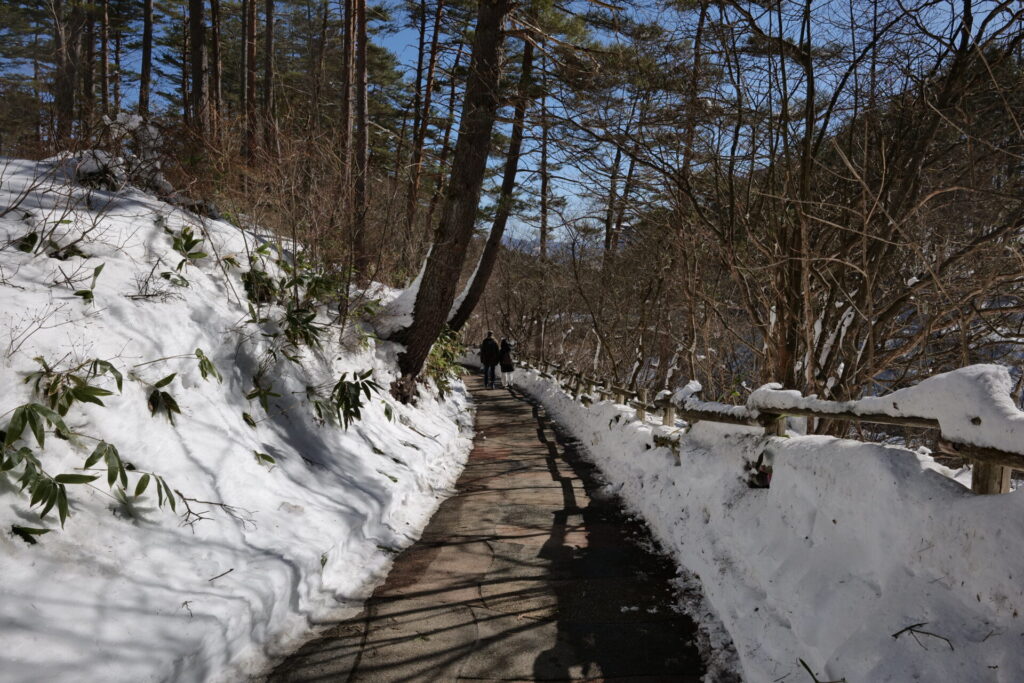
525, 395, 705, 682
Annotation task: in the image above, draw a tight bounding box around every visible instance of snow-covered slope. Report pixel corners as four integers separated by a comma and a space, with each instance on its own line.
516, 367, 1024, 683
0, 157, 472, 681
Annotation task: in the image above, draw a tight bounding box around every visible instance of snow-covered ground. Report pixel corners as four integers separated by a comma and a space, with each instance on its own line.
515, 367, 1024, 683
0, 157, 472, 682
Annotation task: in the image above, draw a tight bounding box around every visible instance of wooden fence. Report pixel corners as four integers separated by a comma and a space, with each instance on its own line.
517, 357, 1020, 495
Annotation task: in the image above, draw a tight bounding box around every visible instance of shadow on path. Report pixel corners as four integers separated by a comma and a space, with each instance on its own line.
265, 375, 705, 682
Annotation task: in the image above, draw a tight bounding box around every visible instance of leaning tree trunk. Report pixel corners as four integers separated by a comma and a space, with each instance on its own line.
448, 37, 534, 332
390, 0, 512, 400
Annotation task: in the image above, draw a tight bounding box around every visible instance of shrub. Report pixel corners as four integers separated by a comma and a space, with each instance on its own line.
425, 328, 466, 398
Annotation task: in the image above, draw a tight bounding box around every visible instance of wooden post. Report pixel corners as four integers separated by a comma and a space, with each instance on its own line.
662, 403, 676, 427
971, 461, 1012, 495
637, 389, 648, 421
772, 415, 786, 436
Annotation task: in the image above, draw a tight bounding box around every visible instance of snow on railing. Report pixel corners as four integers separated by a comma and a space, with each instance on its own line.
517, 358, 1023, 495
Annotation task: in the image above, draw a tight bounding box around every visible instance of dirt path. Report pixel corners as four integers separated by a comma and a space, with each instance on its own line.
267, 374, 705, 682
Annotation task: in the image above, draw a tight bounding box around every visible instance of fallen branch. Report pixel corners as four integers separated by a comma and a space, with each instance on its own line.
207, 568, 234, 583
891, 622, 954, 651
798, 659, 847, 683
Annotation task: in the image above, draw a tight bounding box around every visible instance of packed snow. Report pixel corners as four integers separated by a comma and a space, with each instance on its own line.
515, 365, 1024, 683
0, 157, 472, 682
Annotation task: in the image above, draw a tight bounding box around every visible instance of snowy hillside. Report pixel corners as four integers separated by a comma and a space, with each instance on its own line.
516, 367, 1024, 683
0, 157, 472, 682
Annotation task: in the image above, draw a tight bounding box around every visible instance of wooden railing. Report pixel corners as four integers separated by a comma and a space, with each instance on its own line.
517, 357, 1020, 495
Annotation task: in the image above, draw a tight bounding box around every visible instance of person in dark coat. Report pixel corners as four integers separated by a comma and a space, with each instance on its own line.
479, 331, 500, 388
499, 339, 515, 388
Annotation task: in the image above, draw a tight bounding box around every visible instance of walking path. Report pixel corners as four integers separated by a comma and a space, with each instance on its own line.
267, 375, 705, 682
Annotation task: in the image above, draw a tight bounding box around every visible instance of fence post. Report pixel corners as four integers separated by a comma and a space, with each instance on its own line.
662, 403, 676, 427
637, 389, 648, 421
573, 372, 583, 400
971, 460, 1012, 495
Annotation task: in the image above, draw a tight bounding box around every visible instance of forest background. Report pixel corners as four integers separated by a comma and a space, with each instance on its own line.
1, 0, 1022, 425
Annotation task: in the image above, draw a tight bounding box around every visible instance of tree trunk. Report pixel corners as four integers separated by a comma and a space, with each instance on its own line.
244, 0, 257, 158
424, 42, 463, 231
448, 37, 534, 332
99, 0, 109, 116
339, 0, 353, 175
138, 0, 152, 116
538, 51, 549, 261
53, 0, 76, 141
390, 0, 512, 398
210, 0, 222, 133
188, 0, 208, 136
82, 8, 94, 124
402, 0, 444, 241
113, 30, 122, 110
351, 0, 369, 277
263, 0, 276, 151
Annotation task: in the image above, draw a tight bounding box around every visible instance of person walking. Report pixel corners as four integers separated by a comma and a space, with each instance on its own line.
479, 331, 500, 389
499, 338, 515, 388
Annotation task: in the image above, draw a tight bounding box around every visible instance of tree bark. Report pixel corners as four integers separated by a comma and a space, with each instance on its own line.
53, 0, 76, 140
424, 42, 464, 230
538, 51, 549, 261
210, 0, 222, 132
99, 0, 109, 116
448, 37, 534, 332
351, 0, 370, 277
263, 0, 276, 151
391, 0, 512, 398
139, 0, 153, 116
188, 0, 209, 135
402, 0, 445, 240
244, 0, 257, 158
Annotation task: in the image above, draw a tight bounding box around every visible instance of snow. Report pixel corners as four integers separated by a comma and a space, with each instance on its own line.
0, 158, 472, 682
749, 364, 1024, 454
370, 246, 430, 338
515, 366, 1024, 683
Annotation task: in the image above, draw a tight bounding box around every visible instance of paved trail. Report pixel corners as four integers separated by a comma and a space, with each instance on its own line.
268, 375, 705, 682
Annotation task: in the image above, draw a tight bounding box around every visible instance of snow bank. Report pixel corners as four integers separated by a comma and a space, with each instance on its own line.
0, 158, 472, 682
749, 364, 1024, 454
516, 367, 1024, 683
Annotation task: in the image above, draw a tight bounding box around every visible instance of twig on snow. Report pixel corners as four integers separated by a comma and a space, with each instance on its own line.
891, 622, 954, 651
798, 658, 847, 683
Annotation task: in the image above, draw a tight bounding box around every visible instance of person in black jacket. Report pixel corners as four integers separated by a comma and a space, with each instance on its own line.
479, 331, 500, 389
499, 339, 515, 388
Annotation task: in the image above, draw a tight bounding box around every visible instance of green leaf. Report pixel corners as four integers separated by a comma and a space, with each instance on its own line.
71, 385, 112, 406
57, 487, 69, 526
32, 405, 70, 439
55, 473, 100, 484
39, 483, 60, 518
135, 473, 151, 497
154, 373, 176, 388
26, 409, 44, 448
90, 263, 105, 289
84, 442, 105, 468
254, 451, 275, 465
5, 406, 27, 448
242, 412, 257, 428
74, 289, 94, 302
11, 525, 49, 545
